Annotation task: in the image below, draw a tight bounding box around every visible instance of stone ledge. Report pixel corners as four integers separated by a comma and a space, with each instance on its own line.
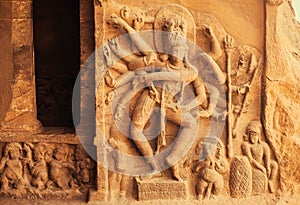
0, 127, 81, 144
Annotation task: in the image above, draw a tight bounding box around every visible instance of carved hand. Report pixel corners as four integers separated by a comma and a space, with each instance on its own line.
107, 14, 127, 29
105, 91, 115, 105
108, 38, 120, 54
23, 143, 33, 158
224, 35, 234, 51
149, 83, 160, 102
203, 26, 216, 40
108, 137, 119, 149
114, 104, 125, 121
131, 77, 140, 89
181, 104, 191, 113
237, 83, 251, 94
259, 165, 267, 174
23, 143, 32, 153
103, 44, 114, 67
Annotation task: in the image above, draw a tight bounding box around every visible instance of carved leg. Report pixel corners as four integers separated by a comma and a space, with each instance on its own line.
131, 90, 158, 171
197, 179, 208, 200
108, 171, 120, 200
268, 160, 278, 193
119, 175, 129, 199
165, 111, 198, 167
198, 83, 220, 118
204, 182, 213, 199
1, 176, 9, 191
212, 172, 224, 196
32, 176, 45, 190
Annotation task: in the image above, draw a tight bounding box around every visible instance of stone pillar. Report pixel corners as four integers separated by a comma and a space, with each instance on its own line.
0, 0, 41, 132
80, 0, 109, 202
78, 0, 96, 144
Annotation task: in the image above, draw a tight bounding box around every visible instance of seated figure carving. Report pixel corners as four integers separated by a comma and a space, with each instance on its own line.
0, 143, 27, 194
194, 137, 229, 200
24, 143, 49, 190
241, 121, 278, 193
48, 146, 74, 189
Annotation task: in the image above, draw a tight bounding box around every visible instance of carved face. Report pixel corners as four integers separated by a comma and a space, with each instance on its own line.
132, 13, 144, 30
162, 17, 188, 65
33, 149, 43, 161
169, 45, 186, 65
54, 148, 65, 161
9, 148, 20, 160
74, 146, 85, 161
249, 130, 260, 144
162, 17, 187, 37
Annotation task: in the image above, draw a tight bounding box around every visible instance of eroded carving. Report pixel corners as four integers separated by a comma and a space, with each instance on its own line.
94, 3, 269, 202
194, 137, 228, 200
105, 5, 227, 183
0, 143, 27, 195
241, 121, 278, 194
24, 143, 49, 190
0, 142, 95, 198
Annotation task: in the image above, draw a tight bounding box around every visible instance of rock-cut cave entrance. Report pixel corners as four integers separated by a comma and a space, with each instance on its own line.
33, 0, 80, 131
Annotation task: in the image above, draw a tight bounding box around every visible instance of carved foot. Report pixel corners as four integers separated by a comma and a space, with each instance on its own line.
108, 191, 119, 201
171, 165, 184, 182
138, 172, 162, 181
119, 192, 127, 203
268, 180, 275, 193
212, 110, 227, 121
172, 173, 184, 182
197, 194, 204, 200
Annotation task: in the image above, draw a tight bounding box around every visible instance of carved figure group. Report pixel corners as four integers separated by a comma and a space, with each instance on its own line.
0, 142, 94, 196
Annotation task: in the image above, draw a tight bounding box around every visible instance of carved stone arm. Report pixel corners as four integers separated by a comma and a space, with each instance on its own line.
241, 142, 266, 173
0, 157, 7, 173
107, 14, 154, 57
142, 71, 181, 82
203, 26, 222, 61
200, 53, 226, 85
215, 158, 229, 175
181, 78, 207, 112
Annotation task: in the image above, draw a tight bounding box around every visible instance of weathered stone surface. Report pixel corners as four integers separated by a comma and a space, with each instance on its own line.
12, 1, 32, 19
0, 19, 13, 123
136, 178, 188, 200
0, 0, 299, 204
0, 1, 12, 19
264, 1, 300, 194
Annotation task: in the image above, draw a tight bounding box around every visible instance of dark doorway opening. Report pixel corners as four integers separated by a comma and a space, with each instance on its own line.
33, 0, 80, 130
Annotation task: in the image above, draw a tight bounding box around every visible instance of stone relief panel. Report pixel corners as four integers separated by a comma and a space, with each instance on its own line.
0, 142, 95, 199
93, 1, 274, 201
